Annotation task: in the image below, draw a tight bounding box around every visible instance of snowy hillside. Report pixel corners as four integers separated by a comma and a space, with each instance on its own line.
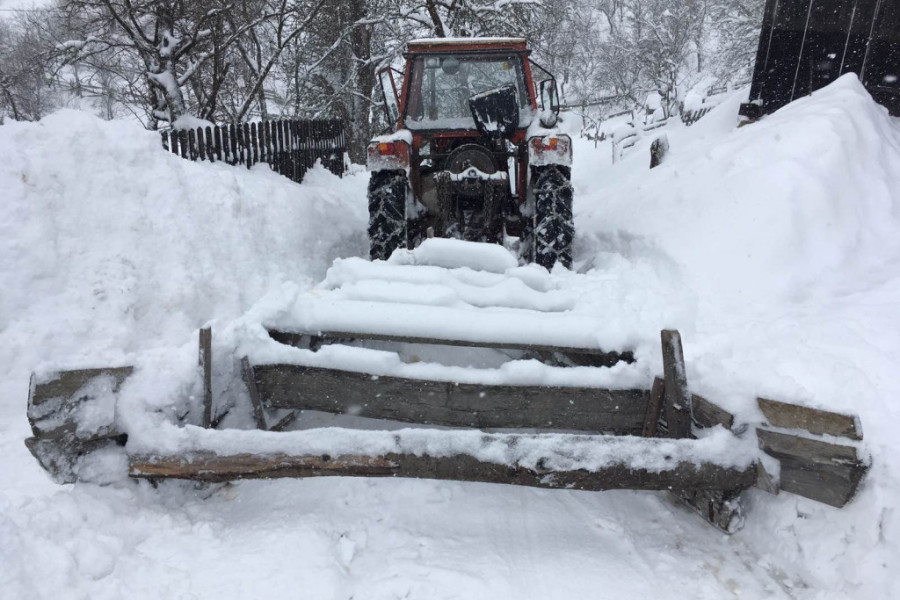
2, 76, 898, 598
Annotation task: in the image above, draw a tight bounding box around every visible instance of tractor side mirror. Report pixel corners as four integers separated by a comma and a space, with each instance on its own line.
540, 79, 560, 114
378, 67, 402, 124
530, 60, 560, 116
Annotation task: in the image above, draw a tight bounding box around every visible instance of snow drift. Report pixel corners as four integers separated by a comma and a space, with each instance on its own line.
0, 109, 367, 378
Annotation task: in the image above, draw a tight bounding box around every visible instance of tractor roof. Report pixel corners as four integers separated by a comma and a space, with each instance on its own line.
407, 37, 528, 53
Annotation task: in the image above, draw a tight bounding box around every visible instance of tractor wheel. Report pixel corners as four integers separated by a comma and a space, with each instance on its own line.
367, 169, 408, 261
532, 165, 574, 270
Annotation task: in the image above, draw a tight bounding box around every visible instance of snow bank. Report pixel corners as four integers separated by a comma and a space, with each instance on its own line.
574, 75, 900, 598
0, 110, 369, 597
581, 75, 900, 312
0, 110, 367, 383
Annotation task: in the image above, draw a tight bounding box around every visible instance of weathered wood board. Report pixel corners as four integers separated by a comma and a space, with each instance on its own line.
692, 393, 735, 430
252, 363, 650, 434
661, 330, 692, 438
26, 366, 133, 484
200, 327, 213, 428
27, 366, 133, 440
756, 428, 868, 507
129, 450, 758, 491
758, 397, 861, 440
642, 377, 665, 437
269, 330, 634, 367
241, 357, 269, 430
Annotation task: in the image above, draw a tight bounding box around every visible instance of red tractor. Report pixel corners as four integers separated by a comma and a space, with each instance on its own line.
367, 37, 574, 269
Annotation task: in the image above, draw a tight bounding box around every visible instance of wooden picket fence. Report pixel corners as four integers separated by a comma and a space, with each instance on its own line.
161, 118, 346, 183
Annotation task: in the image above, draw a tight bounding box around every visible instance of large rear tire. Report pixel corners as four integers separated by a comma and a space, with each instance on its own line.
367, 170, 408, 261
532, 165, 574, 270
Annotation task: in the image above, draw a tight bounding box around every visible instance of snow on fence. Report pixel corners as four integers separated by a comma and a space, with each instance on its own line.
161, 118, 346, 183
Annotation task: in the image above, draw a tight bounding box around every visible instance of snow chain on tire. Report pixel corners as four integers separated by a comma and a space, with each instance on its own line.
532, 165, 574, 270
367, 169, 408, 261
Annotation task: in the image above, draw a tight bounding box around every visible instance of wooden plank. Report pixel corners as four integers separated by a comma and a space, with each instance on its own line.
269, 411, 298, 432
692, 393, 734, 430
28, 367, 133, 439
290, 120, 300, 182
129, 450, 758, 491
236, 122, 245, 165
268, 329, 634, 367
229, 123, 238, 165
196, 127, 206, 161
26, 434, 127, 485
179, 130, 189, 159
214, 125, 223, 162
199, 327, 212, 428
661, 329, 692, 438
755, 460, 780, 495
254, 364, 650, 434
205, 126, 215, 162
642, 376, 665, 437
275, 120, 285, 175
188, 129, 198, 161
758, 397, 861, 440
240, 357, 268, 430
244, 122, 253, 168
756, 427, 859, 462
289, 120, 299, 182
756, 428, 869, 507
250, 122, 259, 167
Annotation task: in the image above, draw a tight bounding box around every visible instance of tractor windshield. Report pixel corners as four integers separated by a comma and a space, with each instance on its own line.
404, 54, 533, 130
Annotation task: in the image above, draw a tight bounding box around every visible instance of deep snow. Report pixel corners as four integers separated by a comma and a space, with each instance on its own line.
2, 75, 898, 598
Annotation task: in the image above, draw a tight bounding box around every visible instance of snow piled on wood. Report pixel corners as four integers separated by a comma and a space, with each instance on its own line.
129, 422, 754, 473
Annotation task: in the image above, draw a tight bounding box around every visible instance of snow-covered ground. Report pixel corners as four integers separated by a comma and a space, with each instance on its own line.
2, 75, 898, 598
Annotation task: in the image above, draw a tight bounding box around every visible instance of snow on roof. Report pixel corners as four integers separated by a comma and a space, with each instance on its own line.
409, 37, 527, 46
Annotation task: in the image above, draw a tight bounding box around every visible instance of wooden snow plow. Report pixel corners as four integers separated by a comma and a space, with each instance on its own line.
25, 323, 869, 534
24, 244, 870, 532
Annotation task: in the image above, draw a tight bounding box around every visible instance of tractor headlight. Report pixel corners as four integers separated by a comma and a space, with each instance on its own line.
528, 134, 572, 167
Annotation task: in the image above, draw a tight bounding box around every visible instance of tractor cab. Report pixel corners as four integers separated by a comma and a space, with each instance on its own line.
380, 38, 560, 135
368, 38, 572, 270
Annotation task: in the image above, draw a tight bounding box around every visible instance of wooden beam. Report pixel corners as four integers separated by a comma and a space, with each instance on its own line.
253, 364, 650, 434
26, 366, 133, 484
27, 366, 133, 440
129, 450, 758, 491
661, 330, 692, 438
756, 428, 869, 507
27, 434, 127, 485
268, 330, 635, 367
29, 366, 133, 407
758, 397, 861, 440
642, 377, 665, 436
692, 393, 735, 430
199, 327, 212, 428
240, 357, 268, 430
755, 461, 780, 495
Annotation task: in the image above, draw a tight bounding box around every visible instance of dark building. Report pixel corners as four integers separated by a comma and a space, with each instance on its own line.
740, 0, 900, 118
